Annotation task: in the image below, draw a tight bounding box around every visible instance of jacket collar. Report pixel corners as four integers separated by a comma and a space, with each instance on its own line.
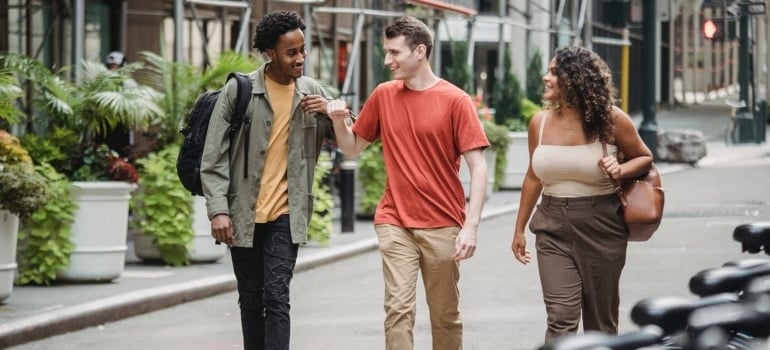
252, 62, 310, 97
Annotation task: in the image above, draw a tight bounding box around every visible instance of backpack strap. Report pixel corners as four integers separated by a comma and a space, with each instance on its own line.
227, 72, 252, 179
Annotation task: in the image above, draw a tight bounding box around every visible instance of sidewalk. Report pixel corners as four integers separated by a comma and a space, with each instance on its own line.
1, 96, 769, 348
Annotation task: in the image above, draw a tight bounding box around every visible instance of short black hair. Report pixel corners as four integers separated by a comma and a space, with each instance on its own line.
253, 10, 306, 53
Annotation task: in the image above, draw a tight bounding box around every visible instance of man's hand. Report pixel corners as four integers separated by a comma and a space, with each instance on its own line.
326, 99, 350, 122
300, 94, 330, 115
452, 228, 477, 261
211, 214, 234, 247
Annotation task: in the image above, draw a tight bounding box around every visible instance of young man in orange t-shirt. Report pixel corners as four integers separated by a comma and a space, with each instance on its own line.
327, 16, 489, 350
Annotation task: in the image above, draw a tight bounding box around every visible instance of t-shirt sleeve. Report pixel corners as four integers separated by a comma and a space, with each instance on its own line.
351, 86, 382, 143
454, 93, 490, 153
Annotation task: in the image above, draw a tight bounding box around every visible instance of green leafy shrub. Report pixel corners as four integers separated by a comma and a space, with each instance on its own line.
130, 144, 194, 266
444, 40, 474, 93
482, 120, 511, 190
0, 163, 51, 219
0, 70, 24, 125
491, 49, 523, 126
0, 131, 51, 218
526, 48, 545, 104
16, 163, 76, 285
506, 98, 540, 132
357, 141, 386, 218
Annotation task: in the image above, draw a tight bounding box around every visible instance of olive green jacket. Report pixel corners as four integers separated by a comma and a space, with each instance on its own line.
200, 64, 333, 246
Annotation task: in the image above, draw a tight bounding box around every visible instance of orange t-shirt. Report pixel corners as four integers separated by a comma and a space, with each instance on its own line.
352, 80, 489, 228
254, 76, 293, 223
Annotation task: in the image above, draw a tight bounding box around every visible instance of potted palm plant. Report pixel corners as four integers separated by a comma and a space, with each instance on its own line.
0, 52, 163, 283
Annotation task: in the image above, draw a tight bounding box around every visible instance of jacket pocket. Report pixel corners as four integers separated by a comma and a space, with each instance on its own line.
302, 115, 318, 159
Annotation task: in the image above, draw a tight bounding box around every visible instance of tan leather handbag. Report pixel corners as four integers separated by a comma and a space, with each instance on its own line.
603, 144, 665, 241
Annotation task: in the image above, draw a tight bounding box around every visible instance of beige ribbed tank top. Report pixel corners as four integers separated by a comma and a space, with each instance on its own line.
531, 112, 616, 197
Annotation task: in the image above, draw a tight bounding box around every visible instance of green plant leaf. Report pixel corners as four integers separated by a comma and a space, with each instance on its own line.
130, 144, 194, 266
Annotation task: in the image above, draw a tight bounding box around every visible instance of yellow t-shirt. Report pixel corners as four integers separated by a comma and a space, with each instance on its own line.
254, 75, 293, 223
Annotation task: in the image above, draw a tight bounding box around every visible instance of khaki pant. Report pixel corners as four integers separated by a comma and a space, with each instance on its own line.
375, 224, 463, 350
528, 194, 628, 343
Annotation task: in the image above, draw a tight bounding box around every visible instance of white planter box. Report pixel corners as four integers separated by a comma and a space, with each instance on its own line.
460, 149, 496, 200
0, 210, 19, 302
501, 131, 529, 190
134, 196, 225, 264
56, 181, 135, 282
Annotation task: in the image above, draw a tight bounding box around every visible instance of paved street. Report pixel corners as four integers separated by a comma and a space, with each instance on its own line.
9, 152, 770, 350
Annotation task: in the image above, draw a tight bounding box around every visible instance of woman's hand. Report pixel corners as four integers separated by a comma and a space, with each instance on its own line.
599, 155, 621, 180
512, 232, 531, 265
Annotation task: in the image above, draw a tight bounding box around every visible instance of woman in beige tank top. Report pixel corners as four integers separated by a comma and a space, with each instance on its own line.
510, 46, 653, 343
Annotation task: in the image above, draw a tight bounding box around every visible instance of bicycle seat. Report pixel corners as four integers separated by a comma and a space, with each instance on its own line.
722, 258, 770, 269
630, 293, 738, 334
689, 299, 770, 338
540, 326, 663, 350
689, 262, 770, 296
733, 222, 770, 254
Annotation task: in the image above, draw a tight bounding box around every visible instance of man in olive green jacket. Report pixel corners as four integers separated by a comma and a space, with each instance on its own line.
199, 10, 350, 350
200, 62, 333, 247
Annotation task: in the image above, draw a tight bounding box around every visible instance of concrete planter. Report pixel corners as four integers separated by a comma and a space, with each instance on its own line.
501, 131, 529, 190
0, 210, 19, 302
460, 149, 497, 200
56, 181, 135, 282
134, 196, 225, 264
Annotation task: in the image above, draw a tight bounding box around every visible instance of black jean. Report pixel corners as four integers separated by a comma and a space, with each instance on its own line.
230, 215, 299, 350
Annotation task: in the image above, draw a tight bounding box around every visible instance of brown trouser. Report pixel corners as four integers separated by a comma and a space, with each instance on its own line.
375, 224, 463, 350
528, 194, 628, 343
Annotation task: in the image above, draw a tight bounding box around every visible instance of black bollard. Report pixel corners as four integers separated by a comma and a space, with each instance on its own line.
339, 159, 356, 233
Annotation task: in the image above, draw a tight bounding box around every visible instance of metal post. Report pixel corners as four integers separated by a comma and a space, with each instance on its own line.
174, 0, 184, 63
339, 159, 356, 233
73, 0, 85, 82
303, 4, 313, 75
639, 0, 659, 158
621, 28, 630, 112
735, 1, 756, 143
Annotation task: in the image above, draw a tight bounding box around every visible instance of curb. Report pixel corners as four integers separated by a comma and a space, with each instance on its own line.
0, 275, 236, 348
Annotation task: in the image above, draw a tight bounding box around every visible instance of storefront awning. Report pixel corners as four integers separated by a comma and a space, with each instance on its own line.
404, 0, 477, 16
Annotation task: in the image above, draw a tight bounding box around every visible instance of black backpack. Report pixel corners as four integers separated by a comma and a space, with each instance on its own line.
177, 72, 252, 196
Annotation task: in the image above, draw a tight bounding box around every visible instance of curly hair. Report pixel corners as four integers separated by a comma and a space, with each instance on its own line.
253, 10, 306, 53
550, 46, 618, 142
385, 16, 434, 59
